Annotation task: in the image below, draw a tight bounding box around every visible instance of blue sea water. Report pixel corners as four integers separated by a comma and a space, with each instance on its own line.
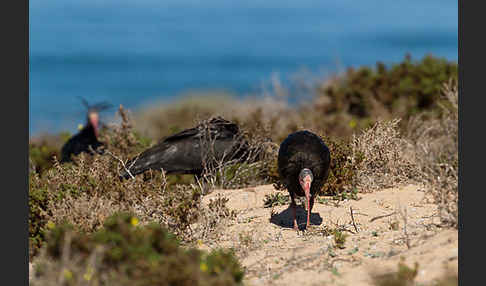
29, 0, 458, 136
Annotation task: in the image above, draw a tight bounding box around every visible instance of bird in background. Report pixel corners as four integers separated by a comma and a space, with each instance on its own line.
60, 97, 112, 163
278, 130, 331, 231
119, 116, 251, 180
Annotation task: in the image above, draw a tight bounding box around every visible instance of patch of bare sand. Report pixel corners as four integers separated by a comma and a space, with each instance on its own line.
201, 184, 458, 286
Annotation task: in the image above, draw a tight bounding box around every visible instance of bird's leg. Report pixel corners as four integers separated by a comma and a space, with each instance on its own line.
306, 192, 311, 229
307, 195, 315, 229
309, 194, 315, 212
302, 177, 312, 230
290, 196, 298, 231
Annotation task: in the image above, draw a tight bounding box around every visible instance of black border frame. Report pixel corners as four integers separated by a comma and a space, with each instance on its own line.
3, 0, 29, 283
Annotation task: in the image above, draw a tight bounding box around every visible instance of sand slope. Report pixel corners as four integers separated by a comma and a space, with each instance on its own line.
202, 184, 458, 286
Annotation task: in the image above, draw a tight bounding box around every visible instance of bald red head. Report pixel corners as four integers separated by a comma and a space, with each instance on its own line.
299, 168, 313, 192
88, 111, 99, 137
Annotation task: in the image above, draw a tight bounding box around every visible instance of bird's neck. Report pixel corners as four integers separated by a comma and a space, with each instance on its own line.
84, 121, 99, 138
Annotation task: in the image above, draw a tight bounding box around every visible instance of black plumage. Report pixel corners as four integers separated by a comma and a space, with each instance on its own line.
60, 99, 111, 163
60, 123, 104, 162
119, 116, 250, 179
278, 130, 331, 230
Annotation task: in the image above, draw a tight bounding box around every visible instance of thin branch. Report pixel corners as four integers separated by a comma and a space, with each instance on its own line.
106, 150, 135, 179
350, 207, 359, 233
128, 154, 140, 170
398, 206, 411, 249
369, 212, 397, 222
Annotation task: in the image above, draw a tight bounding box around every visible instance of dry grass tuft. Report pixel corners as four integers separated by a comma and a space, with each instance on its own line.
404, 78, 458, 228
351, 119, 420, 192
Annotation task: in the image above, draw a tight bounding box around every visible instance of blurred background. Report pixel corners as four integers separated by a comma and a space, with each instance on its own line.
29, 0, 457, 136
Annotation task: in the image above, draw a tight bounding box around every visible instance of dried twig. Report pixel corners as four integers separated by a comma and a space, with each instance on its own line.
398, 206, 411, 249
106, 150, 135, 179
369, 212, 397, 222
350, 207, 359, 233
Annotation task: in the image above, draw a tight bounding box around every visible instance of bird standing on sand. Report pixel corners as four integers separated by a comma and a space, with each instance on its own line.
60, 99, 111, 163
119, 116, 250, 179
278, 130, 331, 230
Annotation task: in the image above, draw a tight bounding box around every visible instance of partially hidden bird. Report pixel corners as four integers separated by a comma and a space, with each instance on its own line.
277, 130, 331, 230
60, 98, 112, 163
119, 116, 251, 179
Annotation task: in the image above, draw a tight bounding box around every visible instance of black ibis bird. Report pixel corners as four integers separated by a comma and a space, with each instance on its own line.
278, 130, 331, 230
119, 116, 251, 179
60, 99, 111, 163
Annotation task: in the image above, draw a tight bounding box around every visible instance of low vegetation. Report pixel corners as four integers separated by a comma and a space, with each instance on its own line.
30, 212, 244, 286
29, 107, 237, 259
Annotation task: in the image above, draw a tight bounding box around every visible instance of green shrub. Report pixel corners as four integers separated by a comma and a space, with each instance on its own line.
320, 135, 364, 196
32, 212, 244, 286
29, 132, 70, 175
312, 54, 458, 138
29, 174, 51, 259
28, 153, 206, 259
317, 54, 458, 119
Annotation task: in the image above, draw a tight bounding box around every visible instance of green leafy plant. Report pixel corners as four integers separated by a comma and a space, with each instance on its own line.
316, 54, 458, 122
31, 212, 245, 286
333, 229, 348, 249
263, 192, 291, 208
320, 135, 364, 196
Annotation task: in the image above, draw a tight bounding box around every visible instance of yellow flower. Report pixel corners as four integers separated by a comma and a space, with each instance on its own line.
349, 119, 357, 128
130, 217, 139, 227
63, 269, 73, 280
78, 124, 84, 130
83, 266, 94, 281
46, 221, 55, 230
200, 262, 208, 272
197, 239, 203, 247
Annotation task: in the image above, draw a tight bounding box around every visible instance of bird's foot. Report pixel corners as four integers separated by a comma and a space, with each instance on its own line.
293, 220, 299, 231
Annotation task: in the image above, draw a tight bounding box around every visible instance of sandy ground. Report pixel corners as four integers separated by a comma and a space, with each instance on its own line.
201, 184, 458, 286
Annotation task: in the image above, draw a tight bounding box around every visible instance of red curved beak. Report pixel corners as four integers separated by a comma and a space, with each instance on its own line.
300, 175, 312, 207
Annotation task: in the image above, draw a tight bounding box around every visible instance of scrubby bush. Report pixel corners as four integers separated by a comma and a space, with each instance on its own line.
320, 135, 364, 196
28, 150, 238, 259
29, 173, 52, 259
404, 79, 458, 228
99, 105, 153, 158
315, 54, 458, 120
29, 132, 70, 175
30, 212, 244, 286
351, 119, 421, 191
